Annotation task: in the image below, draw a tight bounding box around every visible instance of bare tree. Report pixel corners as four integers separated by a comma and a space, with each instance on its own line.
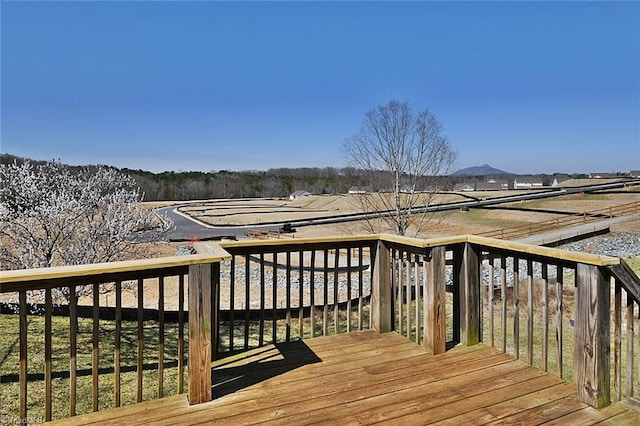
0, 160, 173, 304
343, 100, 456, 236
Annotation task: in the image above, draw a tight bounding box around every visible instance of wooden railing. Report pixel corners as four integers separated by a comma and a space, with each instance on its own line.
372, 234, 640, 409
0, 253, 230, 424
479, 200, 640, 240
213, 237, 377, 357
2, 233, 640, 423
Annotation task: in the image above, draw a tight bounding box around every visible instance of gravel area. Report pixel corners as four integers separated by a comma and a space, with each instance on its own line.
559, 232, 640, 258
182, 231, 640, 308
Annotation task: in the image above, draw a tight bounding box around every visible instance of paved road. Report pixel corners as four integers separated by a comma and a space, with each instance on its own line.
157, 206, 282, 241
158, 180, 640, 241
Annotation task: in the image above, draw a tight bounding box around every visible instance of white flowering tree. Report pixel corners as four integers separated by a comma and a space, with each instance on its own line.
0, 160, 173, 304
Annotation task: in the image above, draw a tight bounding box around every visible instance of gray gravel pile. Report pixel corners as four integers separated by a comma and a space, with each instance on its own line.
216, 233, 640, 305
220, 261, 371, 296
559, 233, 640, 258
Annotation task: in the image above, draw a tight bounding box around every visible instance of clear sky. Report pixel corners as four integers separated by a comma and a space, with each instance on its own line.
2, 1, 639, 175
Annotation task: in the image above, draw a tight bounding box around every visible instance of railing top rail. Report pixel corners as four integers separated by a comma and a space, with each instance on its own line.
467, 235, 620, 267
0, 252, 231, 291
1, 232, 623, 292
219, 234, 382, 250
378, 233, 467, 248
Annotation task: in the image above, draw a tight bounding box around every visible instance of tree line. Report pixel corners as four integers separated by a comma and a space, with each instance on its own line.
124, 166, 363, 201
0, 154, 367, 200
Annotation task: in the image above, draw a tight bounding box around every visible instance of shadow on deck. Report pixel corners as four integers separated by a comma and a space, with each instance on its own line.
51, 331, 640, 425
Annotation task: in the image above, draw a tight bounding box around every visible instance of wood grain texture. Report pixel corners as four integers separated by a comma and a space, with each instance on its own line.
574, 263, 611, 408
425, 245, 446, 355
188, 263, 212, 404
47, 332, 640, 426
457, 242, 480, 346
371, 240, 392, 333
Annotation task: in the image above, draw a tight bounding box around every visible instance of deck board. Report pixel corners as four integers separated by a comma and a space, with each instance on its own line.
50, 331, 640, 425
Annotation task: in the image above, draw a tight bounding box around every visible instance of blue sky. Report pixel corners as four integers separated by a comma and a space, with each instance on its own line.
2, 1, 639, 174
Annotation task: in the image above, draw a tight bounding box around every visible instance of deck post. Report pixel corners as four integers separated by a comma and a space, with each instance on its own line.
425, 245, 446, 354
574, 263, 610, 408
455, 242, 480, 346
188, 263, 213, 405
371, 239, 393, 333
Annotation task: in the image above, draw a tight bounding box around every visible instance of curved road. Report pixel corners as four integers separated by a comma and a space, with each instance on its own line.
159, 180, 640, 241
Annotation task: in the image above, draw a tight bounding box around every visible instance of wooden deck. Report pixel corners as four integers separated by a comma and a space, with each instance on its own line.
51, 331, 640, 425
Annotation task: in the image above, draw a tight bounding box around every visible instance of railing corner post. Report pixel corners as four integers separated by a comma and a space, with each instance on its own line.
371, 239, 393, 333
188, 263, 213, 405
454, 242, 480, 346
425, 245, 446, 354
574, 263, 611, 409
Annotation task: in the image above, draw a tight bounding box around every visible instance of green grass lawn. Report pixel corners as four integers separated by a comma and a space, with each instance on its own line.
0, 314, 184, 423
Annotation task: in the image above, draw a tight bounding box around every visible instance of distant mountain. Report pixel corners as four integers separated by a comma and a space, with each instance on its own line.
452, 164, 512, 176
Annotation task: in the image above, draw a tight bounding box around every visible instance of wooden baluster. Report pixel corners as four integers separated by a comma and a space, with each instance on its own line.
229, 256, 235, 351
501, 256, 507, 353
286, 251, 291, 342
556, 267, 563, 379
369, 245, 374, 330
347, 247, 352, 333
45, 288, 52, 421
406, 253, 411, 340
310, 250, 316, 338
19, 290, 27, 423
244, 254, 250, 349
115, 280, 122, 406
273, 252, 278, 343
178, 274, 185, 393
542, 264, 549, 372
92, 283, 99, 411
212, 263, 220, 362
137, 279, 144, 403
323, 249, 329, 336
527, 259, 534, 365
626, 291, 634, 398
451, 247, 461, 345
358, 247, 364, 331
397, 250, 403, 336
513, 258, 520, 359
614, 281, 622, 401
415, 253, 420, 345
299, 250, 305, 338
334, 248, 340, 334
158, 276, 165, 398
69, 285, 78, 414
488, 257, 494, 348
259, 253, 265, 346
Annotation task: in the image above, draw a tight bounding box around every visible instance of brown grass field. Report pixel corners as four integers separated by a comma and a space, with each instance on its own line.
171, 187, 640, 240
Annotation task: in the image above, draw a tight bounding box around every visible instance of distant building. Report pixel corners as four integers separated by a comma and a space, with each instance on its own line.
454, 183, 475, 192
348, 187, 368, 194
630, 170, 640, 178
514, 176, 544, 189
590, 172, 619, 179
476, 179, 511, 191
289, 190, 311, 200
551, 176, 571, 187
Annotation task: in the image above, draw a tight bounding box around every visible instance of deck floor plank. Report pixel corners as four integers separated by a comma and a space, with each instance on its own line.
49, 331, 640, 426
